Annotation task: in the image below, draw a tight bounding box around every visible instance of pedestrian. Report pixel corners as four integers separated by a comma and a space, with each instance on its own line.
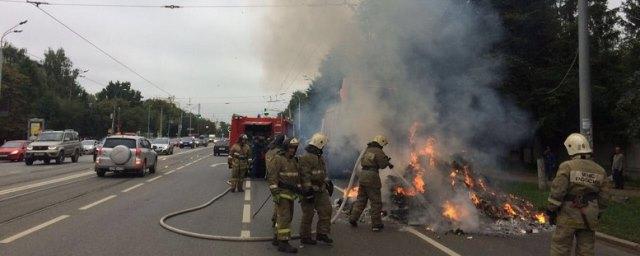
299, 133, 333, 245
543, 146, 558, 181
265, 134, 286, 246
546, 133, 611, 256
229, 134, 252, 193
349, 135, 394, 232
268, 138, 301, 253
611, 146, 625, 189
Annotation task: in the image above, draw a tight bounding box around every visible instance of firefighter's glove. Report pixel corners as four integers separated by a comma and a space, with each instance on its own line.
302, 189, 315, 202
545, 209, 557, 225
389, 163, 394, 169
325, 180, 335, 197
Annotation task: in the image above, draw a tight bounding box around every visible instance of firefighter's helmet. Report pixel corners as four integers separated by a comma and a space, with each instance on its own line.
240, 134, 248, 141
285, 138, 299, 148
564, 133, 592, 156
372, 135, 388, 147
309, 133, 329, 149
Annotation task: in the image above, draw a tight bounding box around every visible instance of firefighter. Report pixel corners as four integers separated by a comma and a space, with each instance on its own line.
299, 133, 333, 245
268, 138, 301, 253
229, 134, 252, 193
265, 134, 286, 246
349, 135, 394, 232
547, 133, 611, 256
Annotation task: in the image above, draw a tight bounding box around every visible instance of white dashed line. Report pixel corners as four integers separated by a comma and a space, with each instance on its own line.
245, 180, 251, 189
0, 171, 93, 196
79, 195, 117, 210
242, 204, 251, 224
146, 176, 163, 182
122, 183, 144, 193
0, 215, 70, 244
164, 170, 176, 175
402, 227, 462, 256
240, 230, 251, 238
244, 189, 251, 201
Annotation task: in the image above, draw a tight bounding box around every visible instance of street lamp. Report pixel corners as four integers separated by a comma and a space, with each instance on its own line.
0, 20, 28, 98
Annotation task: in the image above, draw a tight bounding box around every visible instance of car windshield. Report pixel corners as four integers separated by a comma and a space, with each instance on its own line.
81, 140, 95, 145
216, 140, 229, 146
38, 132, 64, 141
1, 141, 23, 148
103, 138, 136, 148
181, 137, 193, 141
152, 138, 169, 144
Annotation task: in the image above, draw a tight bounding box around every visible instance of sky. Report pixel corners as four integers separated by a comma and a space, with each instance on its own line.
0, 0, 626, 122
0, 0, 305, 122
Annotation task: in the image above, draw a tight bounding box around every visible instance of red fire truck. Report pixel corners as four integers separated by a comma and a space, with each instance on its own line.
229, 114, 291, 145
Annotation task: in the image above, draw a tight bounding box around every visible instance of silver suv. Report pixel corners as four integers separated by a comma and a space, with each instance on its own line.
25, 130, 82, 165
95, 135, 158, 177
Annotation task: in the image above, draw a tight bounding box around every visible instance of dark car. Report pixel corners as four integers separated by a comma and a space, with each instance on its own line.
0, 140, 29, 162
179, 137, 195, 149
213, 139, 229, 156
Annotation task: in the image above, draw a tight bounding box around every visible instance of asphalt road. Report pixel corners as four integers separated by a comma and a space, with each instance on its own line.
0, 147, 636, 256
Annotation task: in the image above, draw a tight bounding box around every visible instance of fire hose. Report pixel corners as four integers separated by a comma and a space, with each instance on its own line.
159, 185, 302, 242
330, 150, 365, 223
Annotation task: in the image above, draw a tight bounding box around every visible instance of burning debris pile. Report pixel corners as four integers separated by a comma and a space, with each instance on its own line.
342, 122, 548, 235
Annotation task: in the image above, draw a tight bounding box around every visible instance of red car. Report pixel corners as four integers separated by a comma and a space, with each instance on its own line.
0, 140, 29, 162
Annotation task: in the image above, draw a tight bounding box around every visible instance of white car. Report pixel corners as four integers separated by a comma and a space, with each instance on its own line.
95, 135, 158, 177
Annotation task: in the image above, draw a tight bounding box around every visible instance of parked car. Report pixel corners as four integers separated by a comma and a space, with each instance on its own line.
170, 138, 180, 147
213, 139, 229, 156
198, 136, 209, 147
0, 140, 29, 161
179, 137, 195, 149
81, 139, 98, 155
151, 137, 174, 155
94, 135, 157, 177
25, 130, 82, 165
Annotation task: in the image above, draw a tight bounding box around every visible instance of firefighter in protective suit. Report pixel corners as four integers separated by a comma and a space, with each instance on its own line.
349, 135, 393, 232
268, 138, 301, 253
547, 133, 611, 256
229, 134, 252, 193
299, 133, 333, 245
265, 134, 286, 246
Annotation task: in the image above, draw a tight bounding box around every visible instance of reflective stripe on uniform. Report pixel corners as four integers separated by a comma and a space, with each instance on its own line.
277, 228, 291, 234
280, 194, 294, 200
279, 172, 299, 177
311, 170, 323, 175
548, 197, 562, 206
269, 184, 278, 189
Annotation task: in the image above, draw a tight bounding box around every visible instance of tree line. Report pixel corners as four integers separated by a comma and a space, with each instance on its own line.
0, 45, 228, 140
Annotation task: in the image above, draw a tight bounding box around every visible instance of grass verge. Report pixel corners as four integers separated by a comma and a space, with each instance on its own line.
502, 181, 640, 243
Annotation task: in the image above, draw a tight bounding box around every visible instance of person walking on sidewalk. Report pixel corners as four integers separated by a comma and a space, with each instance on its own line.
611, 146, 625, 189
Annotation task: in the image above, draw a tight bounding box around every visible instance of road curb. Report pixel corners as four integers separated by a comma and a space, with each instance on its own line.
596, 232, 640, 251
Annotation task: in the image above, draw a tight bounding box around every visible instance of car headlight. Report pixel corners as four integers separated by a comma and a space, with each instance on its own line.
10, 150, 19, 155
48, 146, 58, 150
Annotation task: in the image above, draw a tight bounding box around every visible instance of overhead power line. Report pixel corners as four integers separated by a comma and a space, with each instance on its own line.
27, 2, 173, 96
1, 0, 349, 8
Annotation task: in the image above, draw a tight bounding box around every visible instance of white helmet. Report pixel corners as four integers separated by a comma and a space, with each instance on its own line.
564, 133, 592, 156
309, 133, 329, 149
372, 135, 389, 147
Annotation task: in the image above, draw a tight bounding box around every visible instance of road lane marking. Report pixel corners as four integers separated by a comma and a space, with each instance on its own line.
0, 171, 93, 196
164, 170, 176, 175
122, 183, 144, 193
244, 189, 251, 201
402, 227, 462, 256
0, 215, 70, 244
79, 195, 117, 210
146, 175, 163, 182
176, 166, 185, 170
245, 180, 251, 189
242, 204, 251, 224
334, 185, 461, 256
240, 230, 251, 238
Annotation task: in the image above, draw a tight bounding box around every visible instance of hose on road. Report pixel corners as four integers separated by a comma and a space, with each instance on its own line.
159, 185, 302, 242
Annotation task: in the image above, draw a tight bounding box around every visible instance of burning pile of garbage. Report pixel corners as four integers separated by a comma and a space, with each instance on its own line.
343, 122, 549, 235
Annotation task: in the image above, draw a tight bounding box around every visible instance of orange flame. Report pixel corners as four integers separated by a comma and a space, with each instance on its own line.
534, 212, 547, 224
469, 192, 481, 206
347, 187, 359, 198
503, 203, 517, 217
413, 174, 426, 193
442, 201, 460, 221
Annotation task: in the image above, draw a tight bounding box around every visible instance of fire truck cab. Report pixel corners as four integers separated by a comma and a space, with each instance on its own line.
228, 114, 291, 178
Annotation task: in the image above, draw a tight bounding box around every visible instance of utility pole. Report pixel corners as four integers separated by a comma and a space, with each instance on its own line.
178, 112, 183, 137
187, 98, 193, 136
578, 0, 592, 145
147, 104, 151, 138
159, 107, 163, 137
